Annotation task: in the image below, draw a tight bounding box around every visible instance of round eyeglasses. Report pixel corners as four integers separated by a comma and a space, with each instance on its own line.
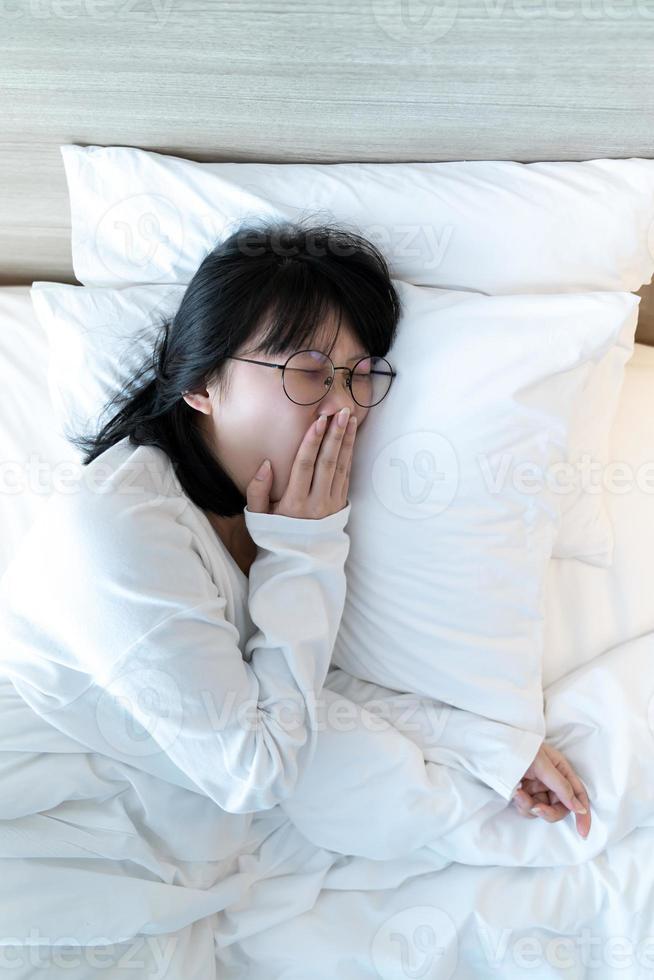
225, 349, 397, 408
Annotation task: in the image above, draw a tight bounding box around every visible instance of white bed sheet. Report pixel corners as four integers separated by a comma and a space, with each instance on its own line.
0, 287, 78, 579
543, 341, 654, 686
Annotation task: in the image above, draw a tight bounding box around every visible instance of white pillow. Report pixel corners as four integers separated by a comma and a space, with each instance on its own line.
29, 280, 639, 568
60, 144, 654, 293
331, 282, 639, 737
30, 278, 638, 742
30, 282, 183, 448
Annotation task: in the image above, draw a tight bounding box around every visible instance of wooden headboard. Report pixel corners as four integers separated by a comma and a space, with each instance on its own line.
2, 1, 653, 343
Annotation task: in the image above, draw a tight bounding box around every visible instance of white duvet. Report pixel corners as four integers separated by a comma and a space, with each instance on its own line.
0, 624, 653, 978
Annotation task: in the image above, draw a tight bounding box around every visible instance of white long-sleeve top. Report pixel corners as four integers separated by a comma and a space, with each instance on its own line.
0, 435, 541, 861
0, 436, 352, 814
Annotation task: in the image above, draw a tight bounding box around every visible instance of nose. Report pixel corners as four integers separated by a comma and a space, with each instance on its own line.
316, 369, 368, 426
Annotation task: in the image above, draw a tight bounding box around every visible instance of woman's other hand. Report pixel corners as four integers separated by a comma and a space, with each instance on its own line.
511, 742, 591, 838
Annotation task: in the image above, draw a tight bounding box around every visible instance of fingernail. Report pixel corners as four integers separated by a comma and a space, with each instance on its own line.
529, 807, 542, 815
338, 407, 350, 428
316, 414, 328, 434
572, 798, 588, 814
255, 459, 271, 480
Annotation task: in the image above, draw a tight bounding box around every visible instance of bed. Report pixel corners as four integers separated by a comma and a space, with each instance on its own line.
2, 10, 654, 977
2, 280, 654, 976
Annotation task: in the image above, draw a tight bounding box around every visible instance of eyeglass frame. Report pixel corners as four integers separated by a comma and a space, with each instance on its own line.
223, 349, 397, 408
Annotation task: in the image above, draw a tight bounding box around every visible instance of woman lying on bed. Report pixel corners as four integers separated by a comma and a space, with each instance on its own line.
0, 218, 590, 861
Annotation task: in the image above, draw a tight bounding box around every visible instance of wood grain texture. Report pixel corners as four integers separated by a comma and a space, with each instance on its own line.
1, 0, 654, 341
636, 278, 654, 345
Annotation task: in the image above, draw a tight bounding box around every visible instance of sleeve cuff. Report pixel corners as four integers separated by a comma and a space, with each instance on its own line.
244, 500, 351, 537
488, 730, 544, 802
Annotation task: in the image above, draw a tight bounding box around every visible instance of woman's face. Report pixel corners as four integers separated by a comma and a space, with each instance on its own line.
182, 313, 371, 505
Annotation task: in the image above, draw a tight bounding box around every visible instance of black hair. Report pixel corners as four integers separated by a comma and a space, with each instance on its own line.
69, 216, 402, 517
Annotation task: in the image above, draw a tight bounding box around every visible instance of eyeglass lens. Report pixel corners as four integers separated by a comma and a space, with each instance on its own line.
282, 350, 393, 407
